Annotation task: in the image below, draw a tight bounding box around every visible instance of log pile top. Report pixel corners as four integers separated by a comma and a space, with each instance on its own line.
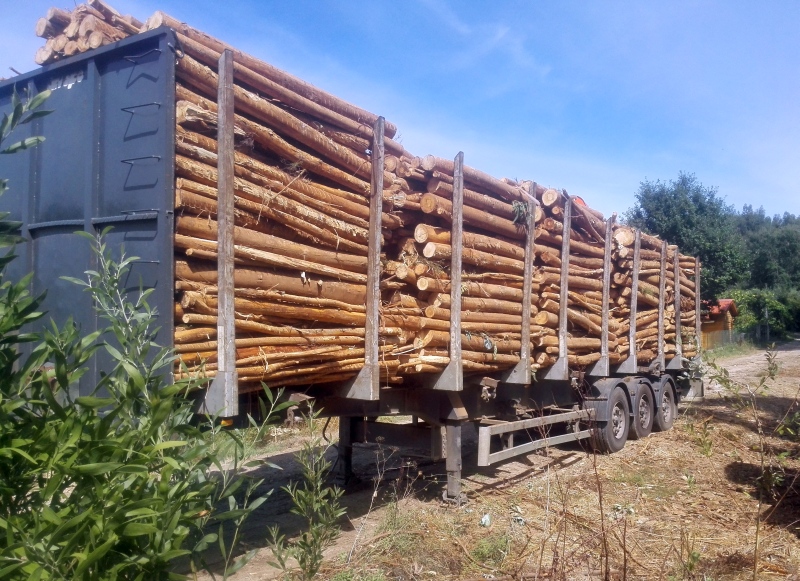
30, 3, 700, 392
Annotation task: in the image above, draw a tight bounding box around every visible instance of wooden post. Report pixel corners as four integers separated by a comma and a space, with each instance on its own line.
616, 229, 641, 374
502, 184, 537, 384
587, 215, 615, 377
206, 49, 238, 416
544, 194, 571, 380
342, 117, 384, 400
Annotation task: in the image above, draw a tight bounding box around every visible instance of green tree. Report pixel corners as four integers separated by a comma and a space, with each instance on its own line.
625, 172, 747, 300
737, 205, 800, 290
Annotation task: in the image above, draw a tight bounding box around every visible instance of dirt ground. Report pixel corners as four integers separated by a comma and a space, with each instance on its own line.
201, 339, 800, 580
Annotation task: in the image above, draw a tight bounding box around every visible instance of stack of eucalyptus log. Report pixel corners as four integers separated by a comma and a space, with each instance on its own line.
33, 0, 141, 65
30, 3, 699, 390
383, 156, 545, 376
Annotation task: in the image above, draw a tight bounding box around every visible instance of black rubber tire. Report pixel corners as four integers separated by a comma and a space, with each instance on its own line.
592, 386, 630, 453
653, 380, 676, 432
629, 385, 654, 440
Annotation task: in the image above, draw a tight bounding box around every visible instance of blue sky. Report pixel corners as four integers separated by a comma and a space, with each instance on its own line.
3, 1, 799, 219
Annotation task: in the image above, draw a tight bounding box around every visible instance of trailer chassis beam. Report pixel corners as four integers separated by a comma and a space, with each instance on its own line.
477, 409, 594, 466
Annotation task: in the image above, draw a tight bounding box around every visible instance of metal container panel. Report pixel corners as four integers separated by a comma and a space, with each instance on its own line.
0, 30, 176, 394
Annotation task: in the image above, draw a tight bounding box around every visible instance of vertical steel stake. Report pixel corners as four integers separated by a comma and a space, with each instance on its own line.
695, 258, 702, 350
502, 184, 537, 384
667, 245, 683, 369
615, 229, 641, 374
342, 117, 384, 400
428, 152, 464, 391
656, 240, 667, 370
206, 48, 238, 416
544, 194, 571, 380
587, 214, 615, 377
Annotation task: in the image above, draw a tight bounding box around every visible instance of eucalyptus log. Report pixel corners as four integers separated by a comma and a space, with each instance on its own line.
145, 10, 400, 139
423, 242, 523, 275
174, 154, 371, 253
175, 260, 366, 303
176, 214, 367, 273
426, 178, 519, 220
420, 193, 526, 240
414, 224, 525, 261
421, 155, 535, 203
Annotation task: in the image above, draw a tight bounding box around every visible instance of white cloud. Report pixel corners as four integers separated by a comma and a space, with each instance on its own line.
416, 0, 472, 36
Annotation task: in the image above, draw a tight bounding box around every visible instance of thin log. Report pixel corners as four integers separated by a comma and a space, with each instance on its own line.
424, 306, 522, 326
420, 193, 526, 240
176, 214, 367, 273
426, 178, 520, 220
414, 223, 525, 261
432, 293, 525, 316
421, 155, 535, 203
145, 11, 401, 139
423, 242, 523, 275
174, 154, 371, 252
176, 260, 366, 303
174, 233, 367, 283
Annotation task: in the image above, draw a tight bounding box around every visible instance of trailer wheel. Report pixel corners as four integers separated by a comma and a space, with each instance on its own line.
629, 385, 654, 440
654, 381, 676, 432
593, 386, 630, 453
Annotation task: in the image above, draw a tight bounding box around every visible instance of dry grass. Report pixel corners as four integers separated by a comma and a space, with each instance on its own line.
223, 342, 800, 580
316, 345, 800, 580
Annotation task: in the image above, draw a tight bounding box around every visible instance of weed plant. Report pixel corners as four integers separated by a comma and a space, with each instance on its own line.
267, 408, 345, 580
1, 228, 291, 579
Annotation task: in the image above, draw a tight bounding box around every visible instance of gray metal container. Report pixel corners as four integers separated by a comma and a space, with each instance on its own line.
0, 30, 177, 394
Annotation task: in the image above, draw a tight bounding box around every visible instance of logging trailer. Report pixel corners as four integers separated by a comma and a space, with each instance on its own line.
0, 23, 702, 500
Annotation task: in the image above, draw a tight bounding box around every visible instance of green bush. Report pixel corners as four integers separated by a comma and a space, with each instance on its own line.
0, 89, 290, 579
1, 230, 291, 579
727, 288, 794, 338
268, 408, 345, 580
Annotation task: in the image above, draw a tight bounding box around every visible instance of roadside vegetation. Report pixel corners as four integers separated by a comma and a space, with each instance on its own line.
625, 172, 800, 338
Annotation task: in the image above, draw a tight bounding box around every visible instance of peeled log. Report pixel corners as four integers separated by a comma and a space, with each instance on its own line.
534, 229, 605, 259
432, 294, 525, 316
175, 140, 370, 229
421, 155, 534, 203
173, 64, 373, 194
423, 242, 524, 275
420, 193, 526, 240
414, 223, 525, 261
176, 214, 367, 273
426, 179, 519, 220
174, 234, 367, 283
182, 293, 368, 327
424, 306, 523, 326
175, 260, 366, 303
534, 311, 559, 327
174, 154, 371, 253
416, 330, 524, 352
145, 11, 400, 140
417, 277, 526, 302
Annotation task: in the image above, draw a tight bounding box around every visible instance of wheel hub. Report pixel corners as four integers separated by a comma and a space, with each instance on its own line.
662, 392, 672, 423
638, 399, 651, 428
611, 403, 625, 439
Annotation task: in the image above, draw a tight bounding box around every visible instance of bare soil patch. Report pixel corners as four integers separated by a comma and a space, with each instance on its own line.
201, 339, 800, 580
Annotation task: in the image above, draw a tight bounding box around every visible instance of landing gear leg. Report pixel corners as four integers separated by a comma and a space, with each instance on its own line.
445, 421, 463, 503
337, 416, 355, 485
